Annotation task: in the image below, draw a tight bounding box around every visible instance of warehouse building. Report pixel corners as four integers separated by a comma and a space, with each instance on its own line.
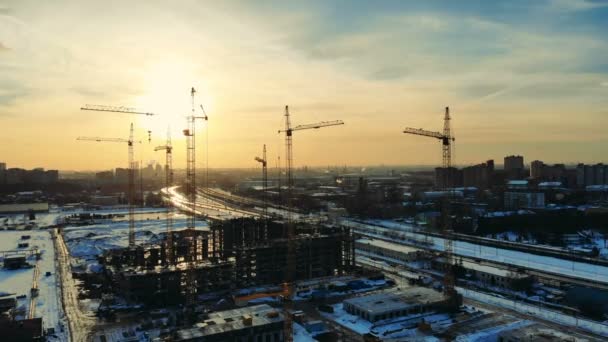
343, 288, 449, 323
175, 304, 284, 342
355, 238, 423, 264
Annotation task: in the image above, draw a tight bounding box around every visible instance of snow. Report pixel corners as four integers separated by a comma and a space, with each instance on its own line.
459, 287, 608, 337
293, 322, 317, 342
346, 219, 608, 284
320, 302, 450, 339
62, 210, 196, 268
454, 319, 533, 342
320, 303, 372, 334
0, 230, 67, 340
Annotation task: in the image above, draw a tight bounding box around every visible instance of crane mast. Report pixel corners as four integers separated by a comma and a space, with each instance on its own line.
254, 144, 268, 222
155, 129, 174, 264
183, 87, 208, 306
80, 104, 157, 247
403, 107, 459, 306
77, 123, 140, 247
278, 106, 344, 341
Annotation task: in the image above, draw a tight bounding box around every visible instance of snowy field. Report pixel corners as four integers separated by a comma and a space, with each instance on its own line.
0, 206, 193, 342
61, 209, 200, 272
346, 219, 608, 284
319, 300, 449, 340
459, 287, 608, 337
0, 229, 66, 341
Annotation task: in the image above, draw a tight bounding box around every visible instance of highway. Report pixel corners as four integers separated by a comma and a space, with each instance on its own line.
163, 186, 261, 221
53, 228, 96, 342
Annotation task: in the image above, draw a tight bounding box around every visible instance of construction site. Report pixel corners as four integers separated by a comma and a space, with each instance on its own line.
99, 218, 355, 307
3, 91, 608, 341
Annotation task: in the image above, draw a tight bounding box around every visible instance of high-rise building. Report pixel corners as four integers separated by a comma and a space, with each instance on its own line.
530, 160, 544, 179
0, 162, 6, 185
462, 160, 494, 189
576, 163, 608, 187
504, 191, 545, 209
96, 170, 115, 185
504, 155, 525, 180
530, 160, 566, 183
434, 167, 462, 189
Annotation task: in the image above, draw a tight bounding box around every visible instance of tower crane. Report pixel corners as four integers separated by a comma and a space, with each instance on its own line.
402, 106, 460, 307
155, 128, 174, 265
254, 144, 268, 219
183, 87, 208, 306
81, 104, 157, 142
77, 123, 141, 247
278, 105, 344, 341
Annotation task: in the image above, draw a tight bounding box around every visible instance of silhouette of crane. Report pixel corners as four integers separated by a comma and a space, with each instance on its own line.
403, 107, 460, 308
183, 87, 208, 306
278, 105, 344, 341
77, 123, 141, 247
155, 128, 174, 264
254, 144, 268, 218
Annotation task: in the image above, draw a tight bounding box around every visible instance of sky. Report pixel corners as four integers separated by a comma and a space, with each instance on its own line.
1, 0, 608, 171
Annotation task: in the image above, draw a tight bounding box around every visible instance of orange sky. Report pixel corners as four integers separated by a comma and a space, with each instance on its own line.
1, 1, 608, 171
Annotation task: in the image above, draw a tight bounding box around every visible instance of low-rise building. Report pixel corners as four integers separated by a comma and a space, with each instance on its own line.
343, 288, 449, 323
175, 304, 284, 342
0, 203, 49, 215
432, 258, 532, 290
3, 255, 28, 270
355, 239, 423, 264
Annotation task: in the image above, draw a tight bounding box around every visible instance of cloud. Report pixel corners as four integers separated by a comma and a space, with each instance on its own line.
548, 0, 608, 11
0, 42, 8, 51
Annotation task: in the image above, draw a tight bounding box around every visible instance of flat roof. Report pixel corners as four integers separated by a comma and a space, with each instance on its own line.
344, 288, 444, 316
176, 304, 283, 339
0, 203, 49, 214
437, 258, 526, 278
355, 239, 420, 254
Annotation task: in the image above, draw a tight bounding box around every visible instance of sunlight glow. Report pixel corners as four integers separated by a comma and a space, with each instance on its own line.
133, 60, 214, 140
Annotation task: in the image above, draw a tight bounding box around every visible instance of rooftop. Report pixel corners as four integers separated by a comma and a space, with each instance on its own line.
344, 288, 444, 316
355, 238, 420, 254
176, 304, 283, 339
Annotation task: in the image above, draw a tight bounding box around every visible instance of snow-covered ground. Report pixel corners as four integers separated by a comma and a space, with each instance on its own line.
293, 322, 317, 342
459, 287, 608, 337
0, 229, 67, 341
346, 219, 608, 284
454, 319, 533, 342
61, 210, 198, 273
320, 302, 449, 340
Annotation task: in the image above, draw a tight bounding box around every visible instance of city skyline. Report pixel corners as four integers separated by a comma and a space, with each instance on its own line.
1, 0, 608, 170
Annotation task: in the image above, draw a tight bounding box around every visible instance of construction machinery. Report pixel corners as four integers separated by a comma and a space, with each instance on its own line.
183, 87, 208, 305
254, 144, 268, 219
155, 128, 174, 264
81, 104, 156, 142
403, 106, 460, 305
278, 105, 344, 341
77, 123, 141, 247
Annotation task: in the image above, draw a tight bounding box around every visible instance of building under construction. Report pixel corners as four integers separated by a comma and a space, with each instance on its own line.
99, 218, 355, 306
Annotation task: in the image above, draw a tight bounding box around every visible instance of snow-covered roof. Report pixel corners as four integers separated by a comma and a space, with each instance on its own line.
355, 238, 420, 254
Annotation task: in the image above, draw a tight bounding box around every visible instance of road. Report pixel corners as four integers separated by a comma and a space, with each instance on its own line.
53, 228, 96, 342
28, 261, 39, 319
163, 186, 261, 220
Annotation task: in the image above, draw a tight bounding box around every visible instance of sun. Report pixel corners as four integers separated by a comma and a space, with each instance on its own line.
133, 60, 214, 141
